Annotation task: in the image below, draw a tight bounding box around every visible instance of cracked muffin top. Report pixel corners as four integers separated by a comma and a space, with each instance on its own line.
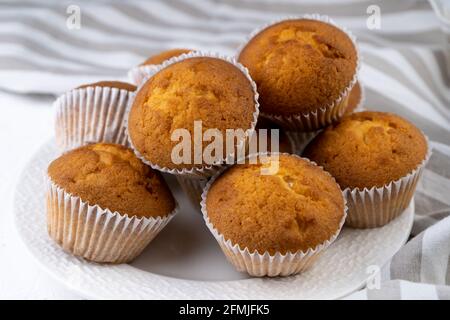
344, 81, 362, 114
77, 81, 136, 92
128, 56, 257, 170
238, 19, 357, 115
141, 48, 192, 66
206, 154, 344, 255
47, 143, 175, 218
303, 111, 428, 189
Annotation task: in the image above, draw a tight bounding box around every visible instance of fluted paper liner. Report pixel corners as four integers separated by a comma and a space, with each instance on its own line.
284, 81, 365, 155
127, 52, 259, 205
128, 64, 160, 86
54, 85, 134, 153
285, 130, 320, 155
45, 175, 178, 264
343, 140, 431, 228
237, 14, 361, 132
175, 175, 208, 208
127, 51, 259, 178
200, 153, 347, 277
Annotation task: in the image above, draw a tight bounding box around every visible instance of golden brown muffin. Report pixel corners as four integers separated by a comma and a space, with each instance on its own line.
255, 117, 293, 153
206, 154, 345, 255
239, 19, 357, 115
77, 81, 136, 92
303, 111, 428, 189
128, 57, 257, 170
344, 81, 362, 114
48, 143, 175, 218
141, 49, 192, 66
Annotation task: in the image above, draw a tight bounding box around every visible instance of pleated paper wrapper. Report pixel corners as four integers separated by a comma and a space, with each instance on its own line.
127, 51, 260, 207
46, 175, 178, 264
237, 14, 361, 132
200, 153, 348, 277
343, 141, 431, 228
54, 85, 134, 153
128, 64, 160, 86
285, 81, 366, 155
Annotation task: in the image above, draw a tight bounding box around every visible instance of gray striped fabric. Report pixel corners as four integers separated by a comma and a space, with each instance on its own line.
1, 0, 449, 299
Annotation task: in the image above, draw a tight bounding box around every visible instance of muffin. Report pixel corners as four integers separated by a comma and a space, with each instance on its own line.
54, 81, 136, 153
303, 111, 429, 228
238, 16, 358, 131
46, 143, 177, 263
202, 153, 346, 277
128, 53, 259, 207
281, 81, 363, 155
344, 81, 364, 114
129, 48, 192, 85
128, 54, 258, 173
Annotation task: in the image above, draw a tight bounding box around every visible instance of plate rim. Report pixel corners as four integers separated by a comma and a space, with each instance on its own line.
13, 138, 415, 300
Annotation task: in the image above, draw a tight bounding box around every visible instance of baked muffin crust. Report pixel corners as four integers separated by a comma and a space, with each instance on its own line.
128, 57, 257, 169
206, 154, 344, 255
303, 111, 428, 189
48, 143, 175, 218
239, 19, 357, 115
141, 49, 192, 66
77, 81, 136, 92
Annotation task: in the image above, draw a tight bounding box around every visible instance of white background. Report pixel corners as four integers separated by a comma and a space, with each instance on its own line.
0, 91, 81, 299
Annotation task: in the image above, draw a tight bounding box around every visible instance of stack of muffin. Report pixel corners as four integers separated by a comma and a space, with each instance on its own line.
47, 15, 429, 277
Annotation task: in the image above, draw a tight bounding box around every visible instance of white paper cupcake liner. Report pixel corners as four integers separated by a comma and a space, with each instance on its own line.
343, 140, 431, 228
281, 80, 366, 155
237, 14, 361, 132
200, 152, 347, 277
128, 64, 160, 86
126, 51, 260, 180
285, 130, 320, 155
54, 85, 134, 153
45, 175, 178, 264
175, 175, 208, 208
263, 91, 351, 132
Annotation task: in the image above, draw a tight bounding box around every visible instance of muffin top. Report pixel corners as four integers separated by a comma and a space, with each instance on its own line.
48, 143, 176, 218
303, 111, 428, 189
77, 81, 136, 92
239, 19, 357, 115
128, 57, 257, 170
141, 49, 192, 66
206, 154, 344, 255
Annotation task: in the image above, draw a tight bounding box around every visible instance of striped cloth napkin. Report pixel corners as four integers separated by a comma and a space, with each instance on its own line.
1, 0, 449, 299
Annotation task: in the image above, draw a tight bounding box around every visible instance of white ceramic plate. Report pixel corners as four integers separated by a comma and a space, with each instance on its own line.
14, 139, 414, 299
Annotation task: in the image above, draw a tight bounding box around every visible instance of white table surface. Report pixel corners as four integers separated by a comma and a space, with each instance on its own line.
0, 90, 81, 299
